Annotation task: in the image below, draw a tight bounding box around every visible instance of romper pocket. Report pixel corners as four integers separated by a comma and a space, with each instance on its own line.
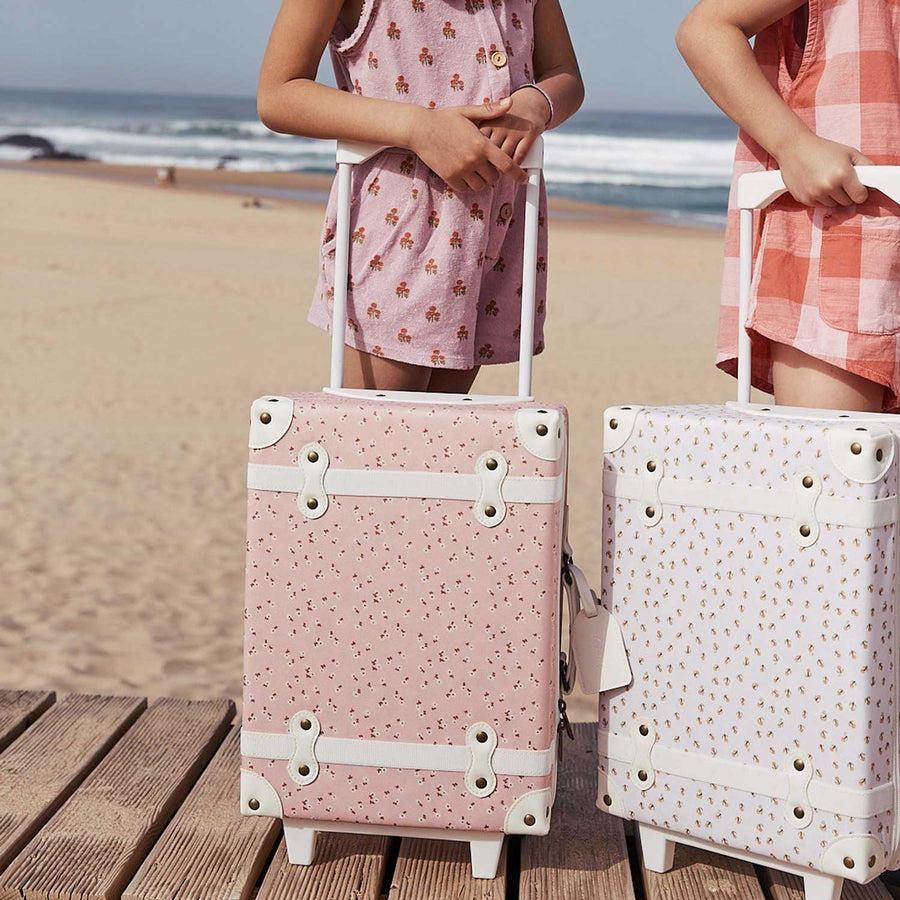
817, 208, 900, 335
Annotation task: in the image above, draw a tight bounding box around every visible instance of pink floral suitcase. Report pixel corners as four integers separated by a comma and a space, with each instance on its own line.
597, 167, 900, 900
239, 137, 605, 878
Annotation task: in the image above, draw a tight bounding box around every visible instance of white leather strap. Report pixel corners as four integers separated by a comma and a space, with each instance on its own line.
241, 729, 556, 777
248, 463, 564, 504
603, 470, 896, 529
600, 731, 893, 819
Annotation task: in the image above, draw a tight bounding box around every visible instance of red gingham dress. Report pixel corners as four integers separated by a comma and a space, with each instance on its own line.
308, 0, 549, 369
718, 0, 900, 410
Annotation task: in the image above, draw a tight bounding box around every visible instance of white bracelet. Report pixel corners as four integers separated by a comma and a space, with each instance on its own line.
515, 83, 554, 128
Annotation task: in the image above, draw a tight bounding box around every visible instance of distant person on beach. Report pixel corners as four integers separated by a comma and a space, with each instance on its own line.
678, 0, 900, 413
257, 0, 583, 392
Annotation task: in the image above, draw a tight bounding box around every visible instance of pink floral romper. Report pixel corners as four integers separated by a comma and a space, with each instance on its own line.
308, 0, 549, 369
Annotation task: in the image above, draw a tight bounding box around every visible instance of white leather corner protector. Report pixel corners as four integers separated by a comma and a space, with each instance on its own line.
640, 458, 664, 527
820, 835, 885, 883
782, 752, 813, 829
596, 768, 626, 817
514, 408, 565, 461
628, 720, 657, 791
240, 769, 283, 817
827, 427, 895, 484
241, 729, 555, 777
465, 722, 498, 797
602, 471, 897, 530
604, 406, 643, 454
249, 396, 293, 449
503, 788, 553, 835
247, 465, 564, 505
792, 470, 821, 549
297, 444, 329, 519
287, 711, 320, 786
599, 730, 893, 819
474, 454, 507, 528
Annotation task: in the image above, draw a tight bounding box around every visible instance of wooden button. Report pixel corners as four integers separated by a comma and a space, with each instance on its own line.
490, 50, 507, 68
499, 202, 513, 221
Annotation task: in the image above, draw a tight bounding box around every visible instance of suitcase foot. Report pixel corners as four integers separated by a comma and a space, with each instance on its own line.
469, 834, 505, 879
284, 820, 317, 865
803, 872, 843, 900
639, 824, 675, 873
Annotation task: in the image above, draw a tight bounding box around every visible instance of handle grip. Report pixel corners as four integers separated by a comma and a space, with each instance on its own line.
736, 166, 900, 403
329, 136, 545, 398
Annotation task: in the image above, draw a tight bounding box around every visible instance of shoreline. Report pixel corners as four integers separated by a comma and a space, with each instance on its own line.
0, 158, 724, 234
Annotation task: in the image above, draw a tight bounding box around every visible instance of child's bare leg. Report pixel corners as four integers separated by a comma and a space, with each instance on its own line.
427, 367, 480, 394
342, 347, 432, 391
771, 343, 885, 411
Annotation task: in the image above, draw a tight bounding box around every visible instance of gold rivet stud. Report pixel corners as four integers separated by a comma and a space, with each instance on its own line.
851, 442, 862, 455
299, 764, 310, 777
802, 476, 814, 489
248, 798, 260, 810
639, 723, 650, 737
646, 461, 657, 473
524, 814, 536, 826
260, 412, 272, 425
637, 770, 648, 782
645, 507, 655, 519
869, 855, 878, 868
475, 777, 487, 789
307, 498, 318, 510
300, 719, 312, 731
536, 423, 549, 436
602, 794, 613, 807
799, 524, 811, 538
793, 758, 805, 772
484, 505, 496, 518
485, 458, 498, 471
476, 731, 488, 743
844, 857, 855, 870
609, 418, 618, 430
307, 450, 319, 463
877, 448, 884, 462
793, 806, 805, 819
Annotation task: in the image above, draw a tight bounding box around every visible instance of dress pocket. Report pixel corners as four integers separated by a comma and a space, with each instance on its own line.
818, 209, 900, 335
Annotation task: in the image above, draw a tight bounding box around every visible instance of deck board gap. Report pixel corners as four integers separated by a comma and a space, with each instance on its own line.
626, 829, 648, 900
504, 835, 521, 900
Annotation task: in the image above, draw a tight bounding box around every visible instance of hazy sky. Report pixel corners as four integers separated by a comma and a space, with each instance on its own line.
0, 1, 717, 114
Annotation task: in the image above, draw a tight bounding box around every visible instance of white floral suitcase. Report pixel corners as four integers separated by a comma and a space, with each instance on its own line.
239, 136, 620, 878
597, 167, 900, 900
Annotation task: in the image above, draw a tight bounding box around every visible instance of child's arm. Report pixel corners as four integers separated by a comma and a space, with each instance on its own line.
677, 0, 872, 206
257, 0, 528, 192
479, 0, 584, 164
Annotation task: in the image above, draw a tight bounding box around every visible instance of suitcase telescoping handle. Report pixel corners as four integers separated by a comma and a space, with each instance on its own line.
736, 167, 900, 403
330, 136, 544, 399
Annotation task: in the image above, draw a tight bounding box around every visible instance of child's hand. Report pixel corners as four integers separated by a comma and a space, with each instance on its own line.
778, 134, 874, 207
409, 98, 529, 192
479, 88, 550, 165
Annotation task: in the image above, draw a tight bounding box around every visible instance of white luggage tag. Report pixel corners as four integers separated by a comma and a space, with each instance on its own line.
565, 553, 632, 694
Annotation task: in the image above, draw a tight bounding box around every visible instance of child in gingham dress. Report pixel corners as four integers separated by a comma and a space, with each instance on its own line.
258, 0, 583, 393
679, 0, 900, 414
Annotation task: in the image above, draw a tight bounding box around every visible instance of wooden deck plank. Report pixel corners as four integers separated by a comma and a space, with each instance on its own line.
0, 693, 146, 874
642, 843, 767, 900
0, 696, 234, 900
387, 838, 506, 900
763, 868, 894, 900
520, 721, 634, 900
123, 727, 280, 900
256, 834, 391, 900
0, 691, 54, 754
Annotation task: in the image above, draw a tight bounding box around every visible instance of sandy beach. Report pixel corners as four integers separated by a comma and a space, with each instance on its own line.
0, 161, 740, 720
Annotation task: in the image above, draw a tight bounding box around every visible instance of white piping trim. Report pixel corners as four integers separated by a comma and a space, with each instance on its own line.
603, 471, 896, 529
249, 464, 564, 504
241, 730, 556, 777
600, 731, 893, 819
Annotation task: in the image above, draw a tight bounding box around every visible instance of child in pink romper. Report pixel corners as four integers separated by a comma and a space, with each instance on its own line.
678, 0, 900, 414
258, 0, 583, 393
